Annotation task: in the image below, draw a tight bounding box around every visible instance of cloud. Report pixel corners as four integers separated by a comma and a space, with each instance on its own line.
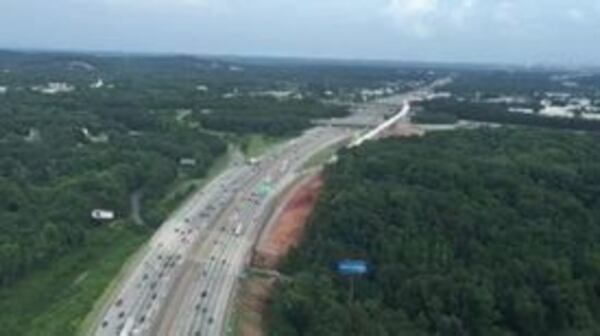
102, 0, 208, 7
567, 8, 585, 22
449, 0, 476, 27
387, 0, 439, 17
384, 0, 439, 37
93, 0, 230, 14
493, 1, 518, 27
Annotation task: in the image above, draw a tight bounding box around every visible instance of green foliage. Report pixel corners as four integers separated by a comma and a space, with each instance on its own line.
411, 109, 459, 124
191, 97, 348, 136
0, 224, 148, 336
270, 128, 600, 336
418, 99, 600, 131
0, 53, 230, 288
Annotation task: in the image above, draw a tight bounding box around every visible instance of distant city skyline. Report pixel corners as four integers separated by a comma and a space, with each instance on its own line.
2, 0, 600, 67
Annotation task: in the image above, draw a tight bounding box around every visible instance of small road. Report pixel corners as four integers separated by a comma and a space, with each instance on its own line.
130, 190, 145, 226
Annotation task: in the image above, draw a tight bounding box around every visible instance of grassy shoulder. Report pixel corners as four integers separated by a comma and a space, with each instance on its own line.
228, 272, 276, 336
237, 134, 288, 158
0, 142, 234, 336
159, 144, 235, 215
302, 140, 348, 170
79, 144, 236, 334
0, 223, 149, 336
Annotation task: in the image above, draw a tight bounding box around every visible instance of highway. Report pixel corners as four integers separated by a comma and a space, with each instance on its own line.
348, 100, 410, 147
91, 126, 353, 336
90, 82, 438, 336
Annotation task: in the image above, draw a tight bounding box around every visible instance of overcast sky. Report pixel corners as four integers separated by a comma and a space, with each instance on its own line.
1, 0, 599, 65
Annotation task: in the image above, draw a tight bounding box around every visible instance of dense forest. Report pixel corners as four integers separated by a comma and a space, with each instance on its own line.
269, 128, 600, 336
414, 69, 600, 130
416, 99, 600, 131
0, 50, 444, 334
443, 69, 600, 97
0, 87, 227, 287
0, 50, 399, 288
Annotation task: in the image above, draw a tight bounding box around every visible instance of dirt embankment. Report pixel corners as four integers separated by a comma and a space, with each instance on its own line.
253, 174, 323, 269
236, 173, 323, 336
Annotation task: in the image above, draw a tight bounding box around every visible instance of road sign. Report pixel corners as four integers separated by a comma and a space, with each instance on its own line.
336, 260, 368, 276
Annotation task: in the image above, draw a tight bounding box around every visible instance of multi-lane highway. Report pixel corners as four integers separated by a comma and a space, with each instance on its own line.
91, 126, 353, 336
89, 82, 438, 336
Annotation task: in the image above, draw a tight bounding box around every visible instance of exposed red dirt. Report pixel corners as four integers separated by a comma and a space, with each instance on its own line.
238, 174, 323, 336
254, 174, 323, 269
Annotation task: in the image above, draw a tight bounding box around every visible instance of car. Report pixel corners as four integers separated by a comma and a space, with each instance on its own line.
102, 320, 108, 328
201, 290, 208, 298
118, 311, 125, 318
115, 299, 123, 307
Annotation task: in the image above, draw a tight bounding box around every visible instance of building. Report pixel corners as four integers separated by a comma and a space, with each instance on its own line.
179, 158, 197, 166
91, 209, 115, 221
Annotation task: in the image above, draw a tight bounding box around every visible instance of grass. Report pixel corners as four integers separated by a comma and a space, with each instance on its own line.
238, 134, 287, 158
0, 223, 149, 336
0, 140, 237, 336
0, 138, 278, 336
227, 308, 243, 336
165, 144, 235, 203
226, 274, 260, 336
79, 146, 236, 334
302, 140, 347, 169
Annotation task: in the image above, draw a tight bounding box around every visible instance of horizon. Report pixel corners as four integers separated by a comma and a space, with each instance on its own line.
3, 0, 600, 68
2, 47, 598, 72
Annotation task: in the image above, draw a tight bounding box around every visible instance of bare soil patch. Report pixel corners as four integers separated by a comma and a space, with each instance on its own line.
253, 174, 323, 269
236, 276, 276, 336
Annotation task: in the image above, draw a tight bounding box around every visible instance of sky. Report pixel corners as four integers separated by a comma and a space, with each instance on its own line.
1, 0, 599, 66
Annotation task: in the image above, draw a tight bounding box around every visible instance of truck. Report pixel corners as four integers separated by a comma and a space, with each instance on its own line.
119, 317, 135, 336
234, 222, 244, 236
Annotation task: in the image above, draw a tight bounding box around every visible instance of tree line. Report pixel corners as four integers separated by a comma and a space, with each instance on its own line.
269, 128, 600, 336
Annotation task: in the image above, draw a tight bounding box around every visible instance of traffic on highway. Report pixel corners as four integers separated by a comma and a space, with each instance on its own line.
93, 126, 353, 336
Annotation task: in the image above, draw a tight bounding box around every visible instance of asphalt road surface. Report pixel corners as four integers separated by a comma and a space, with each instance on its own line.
90, 82, 437, 336
92, 126, 352, 336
